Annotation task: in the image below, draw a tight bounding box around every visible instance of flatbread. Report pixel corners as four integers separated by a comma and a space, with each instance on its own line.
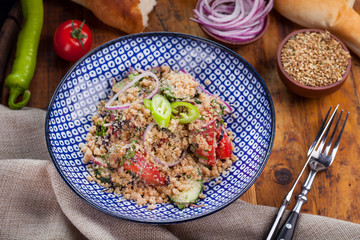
275, 0, 360, 57
72, 0, 157, 34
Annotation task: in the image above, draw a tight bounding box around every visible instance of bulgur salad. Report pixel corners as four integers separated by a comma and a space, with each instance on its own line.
80, 65, 237, 209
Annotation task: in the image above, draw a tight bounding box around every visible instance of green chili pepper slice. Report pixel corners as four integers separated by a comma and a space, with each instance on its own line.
143, 99, 152, 111
171, 102, 199, 124
5, 0, 43, 109
150, 94, 172, 128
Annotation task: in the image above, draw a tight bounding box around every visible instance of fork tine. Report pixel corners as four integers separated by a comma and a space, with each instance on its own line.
323, 110, 343, 155
330, 112, 349, 161
307, 106, 332, 156
317, 110, 337, 153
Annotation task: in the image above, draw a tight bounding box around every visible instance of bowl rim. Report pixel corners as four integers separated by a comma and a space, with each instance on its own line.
45, 31, 276, 224
276, 28, 352, 91
199, 14, 270, 46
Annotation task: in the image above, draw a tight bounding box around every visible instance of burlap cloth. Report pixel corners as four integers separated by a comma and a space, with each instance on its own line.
1, 104, 359, 240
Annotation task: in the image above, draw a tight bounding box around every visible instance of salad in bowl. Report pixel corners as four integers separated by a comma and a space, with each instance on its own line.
80, 66, 236, 209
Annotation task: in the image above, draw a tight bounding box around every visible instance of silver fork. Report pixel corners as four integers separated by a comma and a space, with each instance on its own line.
274, 109, 349, 240
266, 106, 337, 240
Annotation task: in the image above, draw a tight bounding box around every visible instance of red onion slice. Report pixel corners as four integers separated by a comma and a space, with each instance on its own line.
167, 150, 187, 167
192, 0, 273, 42
209, 0, 243, 23
91, 156, 103, 166
142, 122, 186, 167
192, 119, 217, 135
102, 123, 112, 127
193, 0, 254, 28
210, 1, 235, 17
179, 69, 233, 113
105, 71, 160, 110
143, 122, 156, 145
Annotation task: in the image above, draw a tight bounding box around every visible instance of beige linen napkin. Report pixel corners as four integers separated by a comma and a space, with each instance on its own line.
1, 104, 359, 240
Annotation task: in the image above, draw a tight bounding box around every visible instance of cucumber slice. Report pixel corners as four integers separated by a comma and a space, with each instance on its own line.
170, 178, 203, 204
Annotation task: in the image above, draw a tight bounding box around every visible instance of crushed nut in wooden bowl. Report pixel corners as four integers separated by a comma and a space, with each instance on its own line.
276, 29, 352, 98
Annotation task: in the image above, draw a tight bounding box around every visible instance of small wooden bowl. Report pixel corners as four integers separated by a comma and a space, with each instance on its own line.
196, 1, 270, 46
277, 29, 351, 98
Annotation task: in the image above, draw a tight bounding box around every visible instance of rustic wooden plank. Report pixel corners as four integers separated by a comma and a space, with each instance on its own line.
253, 11, 360, 223
240, 186, 257, 205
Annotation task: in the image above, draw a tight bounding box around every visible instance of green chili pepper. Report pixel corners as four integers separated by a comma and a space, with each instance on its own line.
171, 102, 199, 123
150, 94, 172, 128
4, 0, 43, 109
143, 99, 153, 111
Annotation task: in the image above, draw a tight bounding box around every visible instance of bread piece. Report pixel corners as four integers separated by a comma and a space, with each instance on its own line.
72, 0, 157, 34
274, 0, 360, 57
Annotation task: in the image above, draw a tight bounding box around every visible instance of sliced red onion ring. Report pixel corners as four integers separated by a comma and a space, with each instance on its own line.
142, 122, 186, 167
103, 123, 112, 127
166, 150, 187, 167
192, 0, 273, 42
91, 156, 103, 166
105, 71, 160, 110
193, 0, 258, 29
179, 69, 233, 113
128, 66, 135, 73
143, 122, 156, 145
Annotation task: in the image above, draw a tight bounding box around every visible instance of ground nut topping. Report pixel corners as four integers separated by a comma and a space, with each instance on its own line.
281, 31, 351, 87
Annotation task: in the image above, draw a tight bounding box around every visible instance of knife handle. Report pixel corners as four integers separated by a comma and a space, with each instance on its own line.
275, 169, 317, 240
274, 211, 300, 240
265, 197, 290, 240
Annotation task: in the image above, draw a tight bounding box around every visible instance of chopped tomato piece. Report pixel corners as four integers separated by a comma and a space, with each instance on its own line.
216, 130, 232, 159
195, 121, 216, 166
123, 153, 167, 186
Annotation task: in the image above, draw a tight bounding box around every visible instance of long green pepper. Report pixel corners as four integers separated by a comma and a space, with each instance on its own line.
5, 0, 43, 109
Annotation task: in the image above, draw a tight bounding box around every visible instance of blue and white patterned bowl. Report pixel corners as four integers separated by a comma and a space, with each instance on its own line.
46, 32, 275, 224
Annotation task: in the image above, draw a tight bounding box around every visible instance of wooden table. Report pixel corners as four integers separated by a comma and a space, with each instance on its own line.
1, 0, 360, 224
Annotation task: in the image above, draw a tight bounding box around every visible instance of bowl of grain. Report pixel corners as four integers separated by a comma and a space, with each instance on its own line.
277, 29, 351, 98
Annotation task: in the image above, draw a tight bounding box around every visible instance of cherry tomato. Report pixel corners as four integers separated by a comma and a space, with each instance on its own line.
53, 20, 92, 62
196, 122, 233, 166
216, 129, 232, 159
195, 121, 216, 166
122, 152, 167, 186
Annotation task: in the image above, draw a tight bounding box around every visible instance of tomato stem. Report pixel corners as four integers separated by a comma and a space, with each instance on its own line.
71, 20, 87, 49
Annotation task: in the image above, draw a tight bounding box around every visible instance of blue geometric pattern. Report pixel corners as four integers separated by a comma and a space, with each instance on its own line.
46, 32, 275, 223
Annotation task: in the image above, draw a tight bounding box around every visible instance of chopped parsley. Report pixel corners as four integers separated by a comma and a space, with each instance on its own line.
95, 121, 108, 137
210, 99, 226, 117
120, 142, 137, 166
99, 176, 111, 184
159, 84, 176, 102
